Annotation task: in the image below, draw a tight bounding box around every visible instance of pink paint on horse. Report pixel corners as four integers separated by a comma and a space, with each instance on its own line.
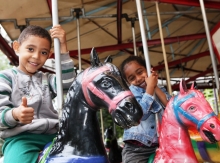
154, 80, 220, 163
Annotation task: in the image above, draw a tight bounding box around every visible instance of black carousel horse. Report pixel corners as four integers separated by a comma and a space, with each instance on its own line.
39, 48, 143, 163
104, 127, 123, 163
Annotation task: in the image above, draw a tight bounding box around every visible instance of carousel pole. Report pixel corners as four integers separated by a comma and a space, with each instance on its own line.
52, 0, 63, 116
135, 0, 160, 136
75, 10, 82, 72
100, 109, 104, 141
199, 0, 220, 114
131, 19, 138, 56
155, 2, 172, 95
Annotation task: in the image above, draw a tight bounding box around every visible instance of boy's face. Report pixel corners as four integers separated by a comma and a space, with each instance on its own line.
13, 35, 51, 76
124, 61, 148, 89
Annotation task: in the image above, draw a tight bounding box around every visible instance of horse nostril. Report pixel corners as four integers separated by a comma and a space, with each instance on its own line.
125, 102, 132, 108
210, 123, 215, 129
124, 102, 134, 112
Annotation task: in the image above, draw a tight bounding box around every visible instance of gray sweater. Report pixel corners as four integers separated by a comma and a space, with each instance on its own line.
0, 54, 75, 138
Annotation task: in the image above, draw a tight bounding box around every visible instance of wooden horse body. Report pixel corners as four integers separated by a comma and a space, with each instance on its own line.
39, 48, 143, 163
153, 80, 220, 163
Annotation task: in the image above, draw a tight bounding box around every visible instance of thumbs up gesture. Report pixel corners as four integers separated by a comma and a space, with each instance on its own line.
12, 97, 34, 124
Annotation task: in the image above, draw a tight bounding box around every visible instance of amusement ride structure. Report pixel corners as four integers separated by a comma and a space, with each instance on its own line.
0, 0, 220, 162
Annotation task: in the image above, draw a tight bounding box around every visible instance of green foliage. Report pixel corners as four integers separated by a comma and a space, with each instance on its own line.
0, 51, 13, 70
97, 109, 124, 139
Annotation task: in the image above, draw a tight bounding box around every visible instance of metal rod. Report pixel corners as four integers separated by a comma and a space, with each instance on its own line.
135, 0, 160, 137
199, 0, 220, 116
76, 18, 82, 72
199, 0, 219, 90
142, 10, 220, 16
155, 2, 172, 94
100, 110, 104, 141
52, 0, 63, 114
143, 0, 220, 10
132, 26, 137, 56
213, 88, 219, 115
135, 0, 151, 74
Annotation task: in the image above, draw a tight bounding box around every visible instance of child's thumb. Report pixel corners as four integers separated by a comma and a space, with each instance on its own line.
21, 97, 28, 107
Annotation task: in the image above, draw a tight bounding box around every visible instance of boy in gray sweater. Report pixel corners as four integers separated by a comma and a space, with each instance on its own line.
0, 25, 75, 163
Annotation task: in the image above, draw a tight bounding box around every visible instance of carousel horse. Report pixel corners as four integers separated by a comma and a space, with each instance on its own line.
104, 127, 123, 163
38, 48, 143, 163
148, 79, 220, 163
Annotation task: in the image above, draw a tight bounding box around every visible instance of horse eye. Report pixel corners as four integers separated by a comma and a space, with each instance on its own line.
210, 123, 215, 129
188, 106, 195, 112
101, 79, 112, 88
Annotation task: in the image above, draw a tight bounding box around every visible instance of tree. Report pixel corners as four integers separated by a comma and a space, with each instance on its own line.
97, 109, 124, 139
0, 50, 13, 70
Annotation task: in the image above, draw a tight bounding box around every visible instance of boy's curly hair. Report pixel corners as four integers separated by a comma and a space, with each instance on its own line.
18, 25, 52, 47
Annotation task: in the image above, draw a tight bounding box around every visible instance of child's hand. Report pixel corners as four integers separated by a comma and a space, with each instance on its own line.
12, 97, 34, 124
50, 25, 68, 53
145, 68, 158, 95
50, 25, 66, 44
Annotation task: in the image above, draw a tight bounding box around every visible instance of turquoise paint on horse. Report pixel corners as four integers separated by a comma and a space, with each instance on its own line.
149, 80, 220, 163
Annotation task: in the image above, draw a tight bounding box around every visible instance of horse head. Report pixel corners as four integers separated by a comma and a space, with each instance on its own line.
81, 48, 143, 128
153, 79, 220, 163
174, 79, 220, 143
46, 48, 143, 160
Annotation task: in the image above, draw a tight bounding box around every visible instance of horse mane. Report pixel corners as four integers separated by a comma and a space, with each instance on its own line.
49, 64, 120, 155
49, 75, 82, 155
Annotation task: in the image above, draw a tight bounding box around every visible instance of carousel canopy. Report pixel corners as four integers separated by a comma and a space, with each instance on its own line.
0, 0, 220, 90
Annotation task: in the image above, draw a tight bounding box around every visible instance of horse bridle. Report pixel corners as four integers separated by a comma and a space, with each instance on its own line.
81, 64, 134, 113
173, 92, 216, 131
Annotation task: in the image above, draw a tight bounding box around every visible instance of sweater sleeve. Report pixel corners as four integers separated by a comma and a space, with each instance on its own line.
48, 53, 76, 95
0, 70, 18, 129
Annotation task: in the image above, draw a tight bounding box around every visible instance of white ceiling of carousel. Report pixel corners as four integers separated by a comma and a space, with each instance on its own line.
0, 0, 220, 90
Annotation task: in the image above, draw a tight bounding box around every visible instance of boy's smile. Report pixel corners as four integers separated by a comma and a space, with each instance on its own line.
13, 35, 51, 76
124, 61, 148, 89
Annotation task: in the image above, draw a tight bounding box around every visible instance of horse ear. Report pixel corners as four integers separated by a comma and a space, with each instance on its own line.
104, 55, 113, 63
90, 47, 100, 67
180, 79, 188, 94
190, 82, 195, 89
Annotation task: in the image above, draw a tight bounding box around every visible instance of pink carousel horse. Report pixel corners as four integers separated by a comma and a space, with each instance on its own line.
152, 80, 220, 163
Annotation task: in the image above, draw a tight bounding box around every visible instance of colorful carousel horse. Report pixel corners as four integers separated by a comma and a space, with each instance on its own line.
149, 80, 220, 163
104, 127, 123, 163
39, 48, 143, 163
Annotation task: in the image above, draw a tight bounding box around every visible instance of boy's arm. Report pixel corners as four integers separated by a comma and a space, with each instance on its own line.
60, 53, 75, 90
48, 53, 75, 94
0, 71, 18, 129
49, 25, 76, 93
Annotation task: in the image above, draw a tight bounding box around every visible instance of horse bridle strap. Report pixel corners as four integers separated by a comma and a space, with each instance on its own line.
173, 93, 216, 131
82, 66, 110, 109
82, 65, 133, 113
